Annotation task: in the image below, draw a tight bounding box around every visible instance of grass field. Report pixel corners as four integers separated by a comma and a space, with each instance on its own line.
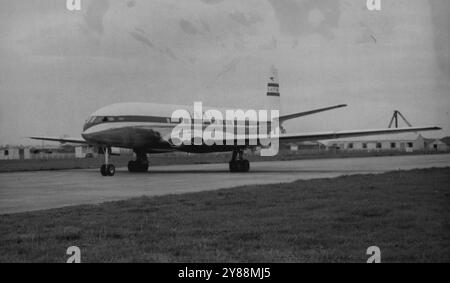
0, 167, 449, 262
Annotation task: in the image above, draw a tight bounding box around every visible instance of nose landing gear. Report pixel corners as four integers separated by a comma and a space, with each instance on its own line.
229, 149, 250, 173
100, 164, 115, 176
100, 147, 115, 176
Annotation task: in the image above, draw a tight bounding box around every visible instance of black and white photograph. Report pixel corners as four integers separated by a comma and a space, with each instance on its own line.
0, 0, 449, 268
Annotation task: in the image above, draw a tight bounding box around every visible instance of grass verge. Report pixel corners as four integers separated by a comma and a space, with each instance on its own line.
0, 167, 449, 262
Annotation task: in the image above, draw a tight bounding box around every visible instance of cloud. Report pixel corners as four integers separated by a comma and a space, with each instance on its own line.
199, 0, 224, 5
0, 0, 448, 144
129, 30, 155, 49
179, 19, 200, 35
228, 11, 261, 27
429, 0, 450, 78
83, 0, 110, 34
126, 0, 136, 8
267, 0, 340, 38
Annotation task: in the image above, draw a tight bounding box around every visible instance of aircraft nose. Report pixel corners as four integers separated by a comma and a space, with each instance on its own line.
81, 126, 97, 142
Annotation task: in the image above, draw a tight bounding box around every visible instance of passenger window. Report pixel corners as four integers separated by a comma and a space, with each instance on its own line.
102, 117, 115, 122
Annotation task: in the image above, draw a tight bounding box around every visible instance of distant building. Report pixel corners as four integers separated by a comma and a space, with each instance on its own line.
281, 141, 326, 152
0, 146, 31, 160
74, 146, 131, 158
428, 139, 450, 151
29, 145, 74, 159
326, 134, 430, 153
75, 146, 97, 158
441, 137, 450, 146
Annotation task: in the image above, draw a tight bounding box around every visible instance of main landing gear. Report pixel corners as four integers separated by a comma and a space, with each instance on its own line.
128, 150, 149, 173
100, 147, 115, 176
229, 149, 250, 173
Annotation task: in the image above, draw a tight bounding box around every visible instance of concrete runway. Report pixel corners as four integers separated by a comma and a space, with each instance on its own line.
1, 154, 449, 214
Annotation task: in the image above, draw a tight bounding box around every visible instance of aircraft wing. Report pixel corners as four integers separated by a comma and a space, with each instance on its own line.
278, 104, 347, 123
29, 136, 88, 144
278, 126, 441, 142
198, 126, 441, 146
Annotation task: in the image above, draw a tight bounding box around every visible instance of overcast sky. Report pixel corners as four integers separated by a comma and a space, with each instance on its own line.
0, 0, 449, 145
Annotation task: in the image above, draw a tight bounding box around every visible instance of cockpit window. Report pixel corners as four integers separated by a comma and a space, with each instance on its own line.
87, 116, 115, 124
94, 116, 103, 123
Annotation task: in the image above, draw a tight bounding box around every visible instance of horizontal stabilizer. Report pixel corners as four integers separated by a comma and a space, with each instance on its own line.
279, 104, 347, 123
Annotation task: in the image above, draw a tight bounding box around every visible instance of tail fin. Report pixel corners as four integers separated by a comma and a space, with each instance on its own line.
265, 65, 281, 112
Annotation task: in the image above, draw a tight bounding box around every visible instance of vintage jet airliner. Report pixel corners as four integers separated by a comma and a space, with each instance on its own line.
30, 69, 441, 176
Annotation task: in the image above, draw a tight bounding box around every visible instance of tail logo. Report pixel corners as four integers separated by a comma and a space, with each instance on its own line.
267, 66, 280, 97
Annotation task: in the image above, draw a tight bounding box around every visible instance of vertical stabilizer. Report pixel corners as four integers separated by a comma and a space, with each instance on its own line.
266, 66, 281, 112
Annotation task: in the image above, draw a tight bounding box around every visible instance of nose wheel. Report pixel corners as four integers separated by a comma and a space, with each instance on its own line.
100, 147, 115, 176
229, 149, 250, 173
100, 164, 115, 176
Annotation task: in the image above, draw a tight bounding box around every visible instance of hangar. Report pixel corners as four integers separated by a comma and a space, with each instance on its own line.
282, 141, 326, 153
0, 146, 31, 160
326, 134, 431, 153
428, 139, 450, 151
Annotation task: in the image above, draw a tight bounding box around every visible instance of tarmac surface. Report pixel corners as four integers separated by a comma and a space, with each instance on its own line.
0, 154, 449, 214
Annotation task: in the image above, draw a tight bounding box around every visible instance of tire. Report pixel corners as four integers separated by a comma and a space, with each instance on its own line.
139, 163, 149, 172
128, 161, 136, 172
100, 164, 108, 176
236, 160, 244, 172
107, 164, 115, 176
128, 161, 148, 172
229, 161, 237, 172
243, 159, 250, 172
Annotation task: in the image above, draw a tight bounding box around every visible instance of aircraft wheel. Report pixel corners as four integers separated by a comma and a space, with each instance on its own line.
100, 164, 108, 176
229, 161, 237, 172
136, 163, 148, 172
229, 160, 250, 172
237, 160, 245, 172
107, 164, 115, 176
128, 161, 148, 172
100, 164, 115, 176
140, 163, 149, 172
128, 161, 136, 172
242, 159, 250, 172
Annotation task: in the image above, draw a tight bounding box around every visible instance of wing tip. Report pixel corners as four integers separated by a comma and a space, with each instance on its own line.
416, 126, 442, 131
